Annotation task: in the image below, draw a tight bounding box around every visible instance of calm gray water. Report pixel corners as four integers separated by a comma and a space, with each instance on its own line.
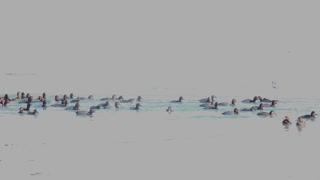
1, 74, 320, 180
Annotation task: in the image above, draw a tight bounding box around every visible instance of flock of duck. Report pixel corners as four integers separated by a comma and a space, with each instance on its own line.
197, 95, 313, 129
0, 92, 145, 116
0, 92, 316, 129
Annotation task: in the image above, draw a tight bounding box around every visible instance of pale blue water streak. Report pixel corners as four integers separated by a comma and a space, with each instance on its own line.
1, 93, 319, 121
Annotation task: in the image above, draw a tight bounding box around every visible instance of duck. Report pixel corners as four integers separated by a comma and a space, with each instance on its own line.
299, 111, 317, 120
241, 96, 259, 103
282, 116, 292, 125
65, 102, 80, 110
100, 95, 118, 101
171, 96, 183, 103
203, 102, 219, 109
199, 95, 216, 103
258, 96, 273, 103
296, 117, 306, 127
257, 110, 276, 117
76, 109, 95, 116
241, 106, 257, 111
130, 103, 142, 110
120, 96, 143, 103
219, 99, 236, 106
263, 100, 278, 108
27, 109, 39, 115
222, 108, 239, 115
166, 106, 174, 113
